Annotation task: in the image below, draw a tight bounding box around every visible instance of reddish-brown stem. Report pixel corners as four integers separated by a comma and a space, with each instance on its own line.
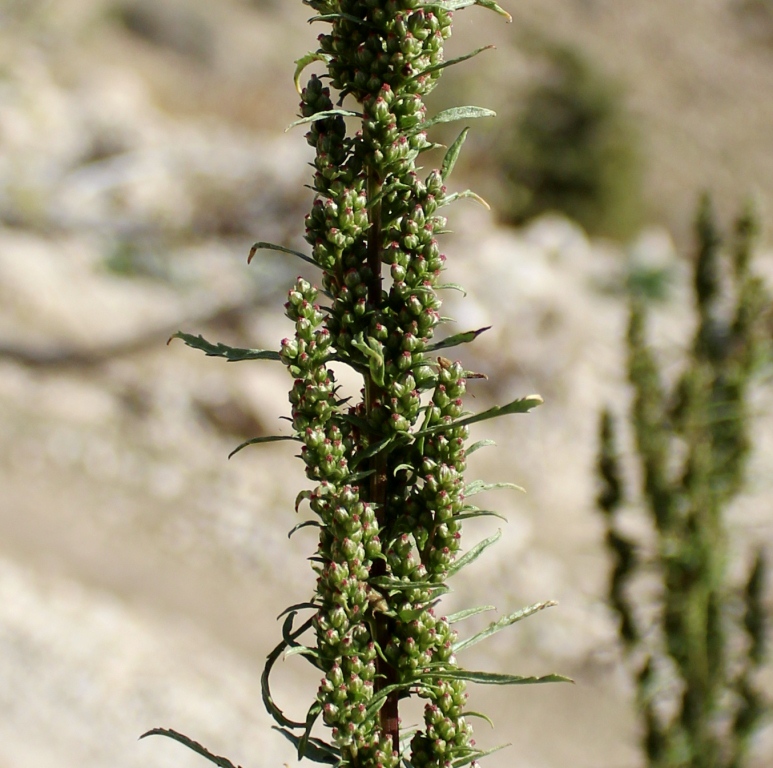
365, 170, 400, 753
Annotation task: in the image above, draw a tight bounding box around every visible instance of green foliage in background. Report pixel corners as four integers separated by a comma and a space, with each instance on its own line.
597, 197, 770, 767
497, 38, 643, 240
144, 2, 568, 767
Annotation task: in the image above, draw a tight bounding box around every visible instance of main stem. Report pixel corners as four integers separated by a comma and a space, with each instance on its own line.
365, 170, 399, 752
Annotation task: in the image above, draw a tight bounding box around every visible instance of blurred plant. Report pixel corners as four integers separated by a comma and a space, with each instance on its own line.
734, 0, 773, 46
143, 2, 568, 768
109, 0, 214, 63
496, 38, 643, 240
597, 196, 771, 767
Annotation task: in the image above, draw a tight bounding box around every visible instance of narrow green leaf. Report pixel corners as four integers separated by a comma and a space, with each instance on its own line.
447, 530, 502, 578
454, 508, 508, 523
420, 0, 512, 22
295, 489, 313, 513
453, 601, 558, 653
309, 13, 369, 25
277, 601, 318, 619
248, 241, 316, 266
415, 46, 494, 80
261, 614, 315, 729
464, 480, 525, 497
169, 332, 281, 362
293, 51, 330, 95
139, 729, 239, 768
287, 109, 362, 130
426, 326, 490, 353
363, 680, 421, 721
345, 468, 376, 483
441, 127, 469, 181
416, 106, 496, 134
445, 605, 496, 623
288, 520, 321, 538
422, 669, 573, 685
465, 711, 495, 728
285, 644, 321, 662
437, 282, 467, 296
350, 432, 401, 470
442, 189, 491, 210
370, 576, 434, 592
228, 434, 299, 460
298, 703, 323, 761
451, 743, 510, 768
473, 0, 513, 21
467, 439, 496, 455
273, 728, 340, 765
420, 394, 544, 437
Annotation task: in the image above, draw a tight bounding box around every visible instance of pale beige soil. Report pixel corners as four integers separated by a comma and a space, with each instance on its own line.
0, 2, 772, 768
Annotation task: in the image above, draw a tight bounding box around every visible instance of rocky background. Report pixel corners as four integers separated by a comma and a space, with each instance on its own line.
0, 1, 772, 767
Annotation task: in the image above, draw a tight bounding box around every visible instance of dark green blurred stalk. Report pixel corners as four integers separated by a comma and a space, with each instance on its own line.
597, 196, 770, 768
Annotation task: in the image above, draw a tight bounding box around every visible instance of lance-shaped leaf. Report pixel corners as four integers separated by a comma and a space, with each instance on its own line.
228, 434, 299, 460
420, 0, 512, 22
426, 326, 490, 353
420, 669, 572, 685
288, 520, 322, 539
452, 743, 509, 768
363, 679, 426, 722
297, 702, 323, 761
309, 13, 370, 26
453, 507, 507, 523
370, 576, 434, 592
248, 241, 316, 266
139, 729, 240, 768
414, 106, 496, 134
446, 605, 496, 623
414, 45, 494, 81
287, 109, 362, 130
419, 394, 544, 437
465, 712, 496, 730
441, 127, 470, 181
293, 51, 330, 95
169, 332, 281, 362
262, 613, 315, 729
467, 439, 496, 455
273, 728, 340, 766
464, 480, 525, 497
447, 529, 502, 578
453, 601, 558, 653
442, 189, 491, 210
437, 282, 467, 295
350, 432, 405, 470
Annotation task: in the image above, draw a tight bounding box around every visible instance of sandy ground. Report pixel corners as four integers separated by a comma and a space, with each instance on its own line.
1, 2, 773, 768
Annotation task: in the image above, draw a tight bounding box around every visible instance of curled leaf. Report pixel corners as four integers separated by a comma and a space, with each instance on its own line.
139, 729, 240, 768
293, 52, 330, 95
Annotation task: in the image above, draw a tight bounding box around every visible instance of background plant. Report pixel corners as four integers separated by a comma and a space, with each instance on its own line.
143, 2, 567, 767
494, 36, 642, 240
597, 197, 771, 768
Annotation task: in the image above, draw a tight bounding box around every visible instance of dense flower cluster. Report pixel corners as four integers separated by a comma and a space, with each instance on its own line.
277, 2, 483, 766
149, 3, 558, 767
